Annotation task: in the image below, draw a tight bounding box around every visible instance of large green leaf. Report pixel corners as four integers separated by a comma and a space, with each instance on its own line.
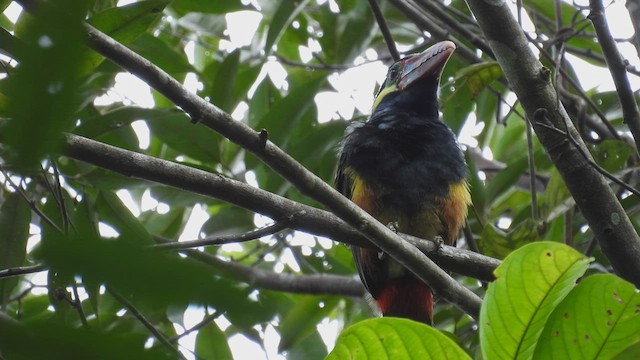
195, 320, 233, 360
316, 0, 377, 64
480, 242, 591, 359
478, 220, 539, 259
253, 72, 326, 147
327, 318, 471, 359
129, 33, 193, 74
535, 274, 640, 359
145, 110, 222, 164
38, 232, 251, 311
278, 296, 339, 352
5, 1, 88, 169
209, 49, 241, 113
265, 0, 310, 55
85, 0, 170, 72
484, 154, 529, 204
0, 317, 177, 360
96, 190, 155, 245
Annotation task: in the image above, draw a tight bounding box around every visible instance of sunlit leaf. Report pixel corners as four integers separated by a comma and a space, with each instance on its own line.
195, 320, 233, 360
328, 318, 471, 359
535, 274, 640, 359
480, 242, 591, 360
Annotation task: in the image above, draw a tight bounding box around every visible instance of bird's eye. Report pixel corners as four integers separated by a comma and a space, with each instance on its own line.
387, 64, 401, 81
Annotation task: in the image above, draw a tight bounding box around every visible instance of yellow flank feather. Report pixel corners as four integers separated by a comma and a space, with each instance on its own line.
440, 181, 471, 244
346, 168, 376, 213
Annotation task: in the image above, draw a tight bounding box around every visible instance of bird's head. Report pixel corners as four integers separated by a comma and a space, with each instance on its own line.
371, 41, 456, 119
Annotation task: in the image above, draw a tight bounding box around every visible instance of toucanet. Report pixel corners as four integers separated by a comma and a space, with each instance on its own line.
336, 41, 471, 324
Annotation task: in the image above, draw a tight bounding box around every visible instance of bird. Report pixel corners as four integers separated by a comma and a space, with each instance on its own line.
335, 41, 471, 325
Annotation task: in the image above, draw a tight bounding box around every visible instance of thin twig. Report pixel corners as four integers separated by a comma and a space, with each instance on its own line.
154, 222, 288, 250
525, 116, 539, 220
0, 167, 62, 233
525, 33, 621, 140
169, 310, 221, 343
72, 281, 89, 328
367, 0, 400, 61
0, 264, 47, 279
535, 113, 640, 198
108, 289, 186, 360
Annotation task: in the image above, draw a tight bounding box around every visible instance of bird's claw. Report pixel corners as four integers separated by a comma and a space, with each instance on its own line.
387, 221, 400, 234
434, 235, 444, 252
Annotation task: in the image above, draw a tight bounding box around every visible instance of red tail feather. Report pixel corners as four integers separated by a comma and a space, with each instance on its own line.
375, 277, 433, 325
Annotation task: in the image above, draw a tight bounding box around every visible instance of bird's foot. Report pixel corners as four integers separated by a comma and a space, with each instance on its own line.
386, 221, 400, 234
433, 235, 445, 252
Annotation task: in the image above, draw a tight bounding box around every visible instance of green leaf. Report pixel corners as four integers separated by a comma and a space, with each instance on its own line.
0, 192, 30, 307
146, 111, 222, 164
88, 0, 168, 43
539, 168, 573, 223
452, 62, 502, 99
85, 0, 169, 72
75, 106, 165, 139
316, 0, 376, 63
96, 190, 155, 245
484, 154, 529, 204
201, 205, 254, 238
176, 13, 226, 38
129, 33, 193, 74
289, 330, 328, 359
265, 0, 310, 54
278, 296, 339, 352
5, 1, 88, 169
170, 0, 245, 14
480, 242, 592, 360
38, 233, 251, 311
0, 317, 177, 360
590, 140, 635, 173
535, 274, 640, 359
327, 318, 471, 360
141, 208, 186, 239
479, 219, 539, 259
254, 73, 325, 147
195, 320, 233, 360
210, 49, 241, 113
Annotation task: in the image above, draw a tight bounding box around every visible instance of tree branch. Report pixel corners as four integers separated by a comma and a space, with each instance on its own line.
0, 264, 47, 279
61, 133, 500, 283
466, 0, 640, 287
367, 0, 400, 61
625, 0, 640, 59
78, 24, 483, 318
588, 0, 640, 154
108, 289, 186, 359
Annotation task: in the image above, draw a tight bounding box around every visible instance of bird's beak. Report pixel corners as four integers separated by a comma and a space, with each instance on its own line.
397, 41, 456, 91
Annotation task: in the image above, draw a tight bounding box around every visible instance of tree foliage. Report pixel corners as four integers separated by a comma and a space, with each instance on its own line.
0, 0, 639, 358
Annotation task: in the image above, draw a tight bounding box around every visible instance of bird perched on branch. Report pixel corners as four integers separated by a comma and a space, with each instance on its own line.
335, 41, 470, 324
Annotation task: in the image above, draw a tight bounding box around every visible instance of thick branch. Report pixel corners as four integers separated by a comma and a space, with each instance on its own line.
466, 0, 640, 287
61, 133, 500, 283
81, 25, 482, 318
588, 0, 640, 153
625, 0, 640, 59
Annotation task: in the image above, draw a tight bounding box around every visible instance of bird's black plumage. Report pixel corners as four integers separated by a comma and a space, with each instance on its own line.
335, 41, 470, 324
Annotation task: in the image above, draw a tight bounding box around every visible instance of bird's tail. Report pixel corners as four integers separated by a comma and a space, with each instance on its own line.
375, 276, 433, 325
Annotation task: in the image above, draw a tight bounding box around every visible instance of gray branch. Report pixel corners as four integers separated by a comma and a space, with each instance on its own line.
465, 0, 640, 287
